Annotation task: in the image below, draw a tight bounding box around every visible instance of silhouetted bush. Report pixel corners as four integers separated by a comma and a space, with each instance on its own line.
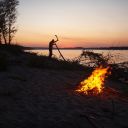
78, 50, 113, 67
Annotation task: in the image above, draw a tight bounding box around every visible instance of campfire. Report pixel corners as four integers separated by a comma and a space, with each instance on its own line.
76, 66, 110, 95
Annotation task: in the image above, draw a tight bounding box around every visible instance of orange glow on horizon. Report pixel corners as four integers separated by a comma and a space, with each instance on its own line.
15, 31, 128, 47
15, 24, 128, 47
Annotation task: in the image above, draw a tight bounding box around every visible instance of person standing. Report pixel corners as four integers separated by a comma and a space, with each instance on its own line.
48, 38, 58, 58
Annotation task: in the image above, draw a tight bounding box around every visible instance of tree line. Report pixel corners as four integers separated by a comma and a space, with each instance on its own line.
0, 0, 19, 45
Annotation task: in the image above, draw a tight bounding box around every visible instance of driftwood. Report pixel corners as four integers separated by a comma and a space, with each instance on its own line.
78, 50, 109, 67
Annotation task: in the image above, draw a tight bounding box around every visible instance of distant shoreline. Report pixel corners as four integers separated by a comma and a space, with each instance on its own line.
25, 47, 128, 50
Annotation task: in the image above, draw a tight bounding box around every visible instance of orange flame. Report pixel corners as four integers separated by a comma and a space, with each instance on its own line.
76, 66, 110, 95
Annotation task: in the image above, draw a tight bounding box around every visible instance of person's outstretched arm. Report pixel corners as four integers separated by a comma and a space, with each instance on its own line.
54, 35, 59, 42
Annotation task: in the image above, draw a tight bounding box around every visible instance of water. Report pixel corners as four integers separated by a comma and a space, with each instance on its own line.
26, 49, 128, 63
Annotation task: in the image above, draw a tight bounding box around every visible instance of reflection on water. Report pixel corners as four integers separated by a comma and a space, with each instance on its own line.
26, 49, 128, 63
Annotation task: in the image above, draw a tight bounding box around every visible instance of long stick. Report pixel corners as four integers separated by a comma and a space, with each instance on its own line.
54, 35, 66, 61
55, 43, 66, 61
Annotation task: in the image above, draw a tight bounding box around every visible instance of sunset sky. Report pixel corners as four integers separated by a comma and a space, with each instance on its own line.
15, 0, 128, 47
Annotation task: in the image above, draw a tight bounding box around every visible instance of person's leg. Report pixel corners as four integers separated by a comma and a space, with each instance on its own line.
49, 49, 52, 58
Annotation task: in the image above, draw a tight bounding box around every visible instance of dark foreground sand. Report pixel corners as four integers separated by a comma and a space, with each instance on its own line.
0, 66, 128, 128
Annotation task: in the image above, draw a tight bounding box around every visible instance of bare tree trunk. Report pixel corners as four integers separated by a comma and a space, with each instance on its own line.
3, 34, 7, 44
2, 29, 7, 44
8, 23, 11, 45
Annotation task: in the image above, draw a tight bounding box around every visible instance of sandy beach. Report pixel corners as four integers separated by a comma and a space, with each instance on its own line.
0, 62, 128, 128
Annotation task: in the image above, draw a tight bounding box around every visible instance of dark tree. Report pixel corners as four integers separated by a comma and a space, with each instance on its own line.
0, 0, 7, 44
0, 0, 19, 45
4, 0, 19, 44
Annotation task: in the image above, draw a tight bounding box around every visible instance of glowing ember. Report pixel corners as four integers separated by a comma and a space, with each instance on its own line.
76, 66, 110, 95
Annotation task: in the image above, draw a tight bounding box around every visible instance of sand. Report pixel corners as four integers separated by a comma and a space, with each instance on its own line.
0, 65, 128, 128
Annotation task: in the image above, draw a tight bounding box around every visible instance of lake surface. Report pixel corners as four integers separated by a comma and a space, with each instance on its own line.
26, 49, 128, 63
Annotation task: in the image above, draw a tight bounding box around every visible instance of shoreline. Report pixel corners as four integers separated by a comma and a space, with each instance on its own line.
25, 47, 128, 50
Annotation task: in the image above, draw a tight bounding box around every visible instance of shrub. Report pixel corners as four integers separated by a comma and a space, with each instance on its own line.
78, 50, 113, 67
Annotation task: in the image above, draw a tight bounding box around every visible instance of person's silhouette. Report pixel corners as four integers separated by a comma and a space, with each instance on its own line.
48, 38, 58, 58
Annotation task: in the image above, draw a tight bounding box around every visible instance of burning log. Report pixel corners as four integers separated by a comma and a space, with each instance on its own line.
76, 66, 111, 95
